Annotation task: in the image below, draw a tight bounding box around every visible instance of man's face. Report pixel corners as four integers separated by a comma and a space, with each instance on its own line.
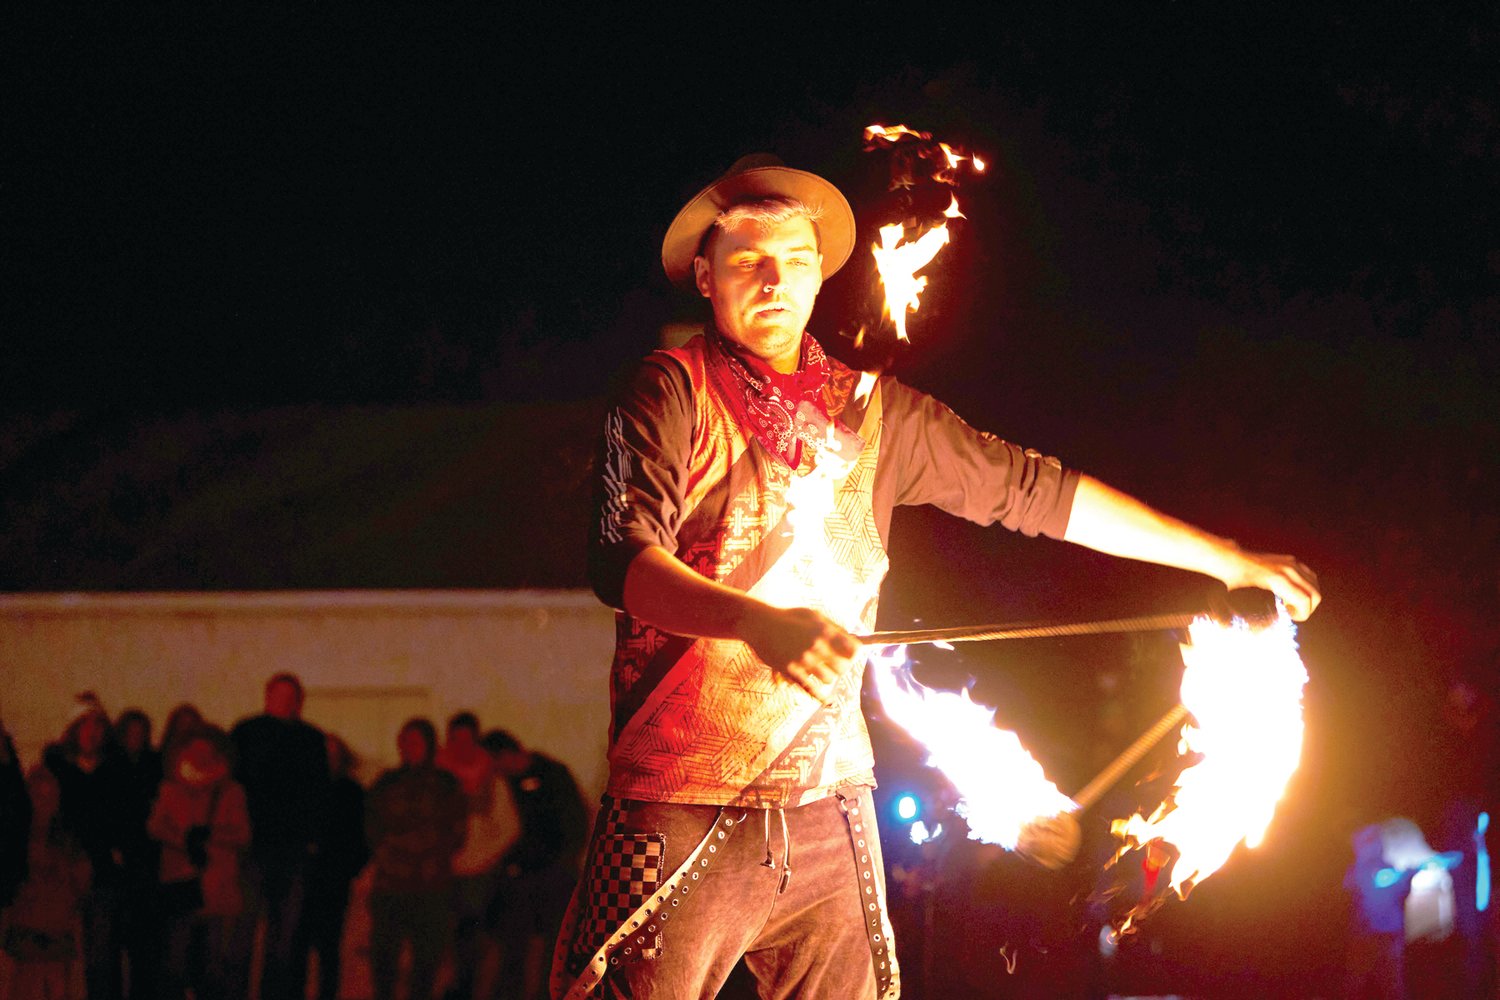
120, 718, 149, 757
398, 728, 430, 767
493, 748, 527, 778
265, 680, 301, 721
694, 213, 822, 374
77, 714, 107, 756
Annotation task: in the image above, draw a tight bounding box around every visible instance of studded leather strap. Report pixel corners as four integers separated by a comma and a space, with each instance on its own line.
557, 807, 747, 1000
837, 789, 900, 1000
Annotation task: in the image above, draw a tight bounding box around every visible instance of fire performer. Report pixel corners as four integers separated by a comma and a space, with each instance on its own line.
552, 154, 1321, 999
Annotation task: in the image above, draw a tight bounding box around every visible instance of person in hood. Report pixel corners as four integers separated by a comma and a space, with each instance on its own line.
148, 726, 252, 1000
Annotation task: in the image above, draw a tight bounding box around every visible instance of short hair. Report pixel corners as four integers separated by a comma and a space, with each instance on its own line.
399, 717, 437, 759
700, 197, 824, 262
115, 708, 151, 739
161, 703, 207, 757
447, 711, 480, 736
481, 729, 521, 755
265, 672, 304, 702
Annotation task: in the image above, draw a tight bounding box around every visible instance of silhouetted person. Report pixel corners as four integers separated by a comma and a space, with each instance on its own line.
0, 717, 29, 911
4, 764, 91, 1000
298, 734, 369, 1000
1428, 678, 1497, 997
1343, 818, 1462, 1000
43, 691, 123, 999
1344, 823, 1415, 1000
366, 718, 467, 1000
484, 730, 587, 1000
230, 673, 329, 1000
149, 727, 252, 1000
99, 707, 163, 999
438, 712, 513, 1000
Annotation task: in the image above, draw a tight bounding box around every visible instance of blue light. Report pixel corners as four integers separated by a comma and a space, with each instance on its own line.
895, 793, 920, 822
1374, 867, 1402, 889
1477, 812, 1491, 913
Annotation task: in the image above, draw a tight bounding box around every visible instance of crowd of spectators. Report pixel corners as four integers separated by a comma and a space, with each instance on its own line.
0, 674, 588, 1000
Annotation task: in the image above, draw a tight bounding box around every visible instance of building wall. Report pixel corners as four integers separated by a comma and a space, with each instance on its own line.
0, 590, 617, 800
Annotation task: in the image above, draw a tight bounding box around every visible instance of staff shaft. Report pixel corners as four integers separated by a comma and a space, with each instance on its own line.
1072, 703, 1191, 810
857, 611, 1199, 647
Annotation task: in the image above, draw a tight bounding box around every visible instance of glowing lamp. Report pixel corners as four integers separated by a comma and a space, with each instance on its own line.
1478, 812, 1491, 913
895, 793, 920, 822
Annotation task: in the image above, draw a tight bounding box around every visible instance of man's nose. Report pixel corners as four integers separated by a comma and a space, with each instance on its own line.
758, 259, 785, 290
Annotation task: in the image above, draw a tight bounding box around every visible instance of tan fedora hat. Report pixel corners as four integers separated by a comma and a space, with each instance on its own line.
661, 153, 856, 288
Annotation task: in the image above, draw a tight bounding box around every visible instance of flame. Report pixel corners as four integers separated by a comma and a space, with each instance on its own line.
860, 123, 987, 344
782, 424, 851, 535
868, 645, 1076, 849
871, 223, 952, 343
864, 123, 929, 144
1110, 609, 1308, 928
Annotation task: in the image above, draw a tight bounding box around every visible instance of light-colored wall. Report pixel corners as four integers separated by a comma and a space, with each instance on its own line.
0, 590, 617, 800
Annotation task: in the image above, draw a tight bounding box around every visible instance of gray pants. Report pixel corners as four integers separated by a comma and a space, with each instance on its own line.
554, 787, 897, 999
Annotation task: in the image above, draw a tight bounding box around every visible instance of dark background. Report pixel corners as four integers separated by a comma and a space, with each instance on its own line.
4, 7, 1497, 996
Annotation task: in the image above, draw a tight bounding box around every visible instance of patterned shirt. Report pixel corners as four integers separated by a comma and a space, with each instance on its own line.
590, 332, 1079, 809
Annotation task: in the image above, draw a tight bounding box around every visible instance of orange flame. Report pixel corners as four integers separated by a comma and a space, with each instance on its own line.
868, 645, 1076, 848
864, 123, 930, 144
872, 223, 951, 343
1109, 609, 1308, 932
862, 123, 985, 344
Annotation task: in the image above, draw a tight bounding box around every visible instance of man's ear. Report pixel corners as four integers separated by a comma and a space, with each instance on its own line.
693, 256, 712, 299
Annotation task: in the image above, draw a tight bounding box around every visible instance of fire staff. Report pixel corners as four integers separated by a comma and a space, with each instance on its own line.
551, 154, 1320, 1000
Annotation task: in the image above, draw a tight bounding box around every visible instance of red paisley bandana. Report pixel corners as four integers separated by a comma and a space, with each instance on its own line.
703, 329, 863, 469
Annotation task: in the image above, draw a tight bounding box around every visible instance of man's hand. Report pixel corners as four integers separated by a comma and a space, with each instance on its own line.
1221, 550, 1321, 621
621, 547, 860, 701
741, 605, 860, 704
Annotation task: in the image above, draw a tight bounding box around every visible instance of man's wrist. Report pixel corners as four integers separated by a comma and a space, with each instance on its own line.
1206, 537, 1250, 589
732, 597, 776, 649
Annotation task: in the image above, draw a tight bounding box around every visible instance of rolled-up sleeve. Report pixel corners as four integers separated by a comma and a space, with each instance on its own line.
880, 379, 1079, 539
588, 358, 695, 609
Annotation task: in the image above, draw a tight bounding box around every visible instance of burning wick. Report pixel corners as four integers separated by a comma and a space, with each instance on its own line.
862, 123, 985, 345
870, 604, 1309, 935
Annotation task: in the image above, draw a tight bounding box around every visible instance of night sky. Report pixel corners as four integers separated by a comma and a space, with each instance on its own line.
5, 8, 1499, 992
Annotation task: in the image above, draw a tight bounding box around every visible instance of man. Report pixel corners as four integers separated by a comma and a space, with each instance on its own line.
553, 155, 1320, 999
366, 718, 468, 1000
44, 693, 122, 1000
485, 730, 588, 1000
438, 711, 511, 1000
230, 673, 330, 1000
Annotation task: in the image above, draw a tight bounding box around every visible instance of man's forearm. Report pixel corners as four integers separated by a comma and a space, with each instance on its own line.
1062, 475, 1320, 619
621, 545, 772, 641
1063, 476, 1245, 581
620, 545, 862, 699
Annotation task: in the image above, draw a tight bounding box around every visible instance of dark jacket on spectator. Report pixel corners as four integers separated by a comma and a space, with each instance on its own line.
230, 714, 329, 868
501, 753, 588, 875
98, 744, 163, 887
365, 765, 466, 895
0, 726, 29, 907
43, 744, 122, 888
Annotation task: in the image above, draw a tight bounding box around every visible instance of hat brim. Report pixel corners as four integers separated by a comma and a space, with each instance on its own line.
661, 165, 855, 288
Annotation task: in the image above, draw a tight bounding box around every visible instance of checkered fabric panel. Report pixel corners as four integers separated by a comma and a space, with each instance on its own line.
573, 830, 666, 966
